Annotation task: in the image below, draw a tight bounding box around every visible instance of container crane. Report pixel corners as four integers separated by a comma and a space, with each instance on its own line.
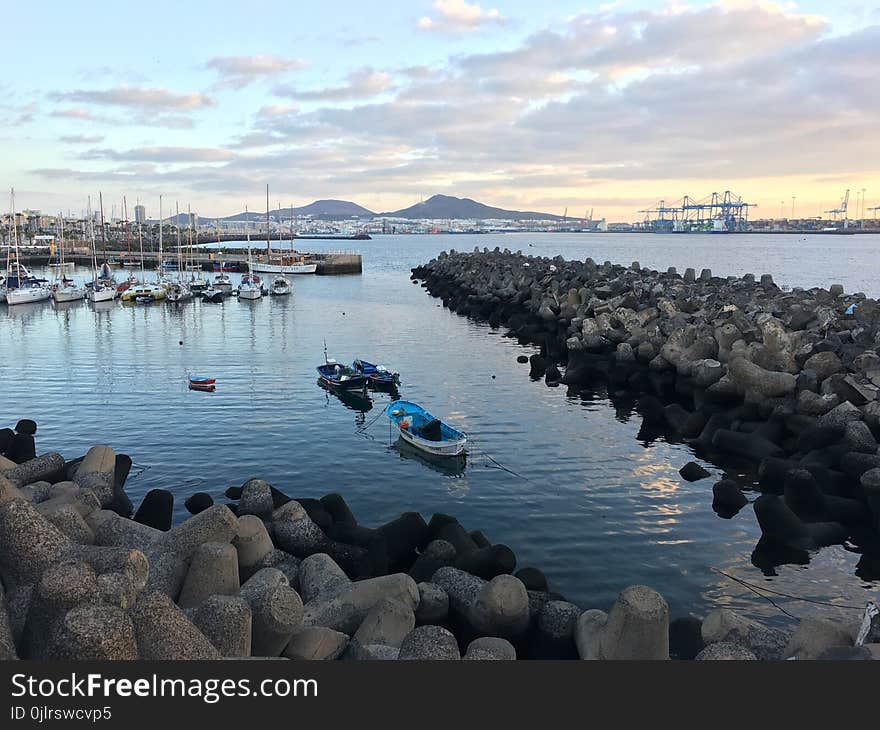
824, 189, 849, 228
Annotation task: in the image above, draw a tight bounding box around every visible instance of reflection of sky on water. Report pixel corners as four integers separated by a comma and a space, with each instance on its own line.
2, 232, 878, 623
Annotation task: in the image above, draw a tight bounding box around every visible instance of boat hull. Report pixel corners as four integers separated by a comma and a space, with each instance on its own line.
52, 287, 85, 302
6, 286, 52, 305
88, 287, 116, 303
385, 400, 467, 457
238, 287, 262, 300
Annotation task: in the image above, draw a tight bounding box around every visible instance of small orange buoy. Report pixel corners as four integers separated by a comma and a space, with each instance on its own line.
400, 422, 409, 430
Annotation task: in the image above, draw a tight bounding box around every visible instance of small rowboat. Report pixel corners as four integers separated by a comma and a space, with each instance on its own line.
385, 400, 467, 457
353, 359, 400, 389
188, 375, 216, 391
316, 359, 368, 391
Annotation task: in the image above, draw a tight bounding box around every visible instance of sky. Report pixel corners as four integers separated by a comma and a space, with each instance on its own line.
2, 0, 879, 221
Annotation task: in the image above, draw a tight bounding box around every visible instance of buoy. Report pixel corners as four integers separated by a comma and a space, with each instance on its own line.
179, 340, 183, 346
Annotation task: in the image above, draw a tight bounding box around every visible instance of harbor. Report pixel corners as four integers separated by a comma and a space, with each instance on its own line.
2, 231, 879, 662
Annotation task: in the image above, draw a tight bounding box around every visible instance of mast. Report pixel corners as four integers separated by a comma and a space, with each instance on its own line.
187, 204, 194, 280
10, 189, 19, 281
137, 220, 145, 281
246, 204, 252, 276
176, 201, 182, 278
123, 196, 132, 279
158, 194, 163, 281
58, 211, 65, 279
87, 196, 98, 282
266, 184, 270, 260
99, 191, 107, 261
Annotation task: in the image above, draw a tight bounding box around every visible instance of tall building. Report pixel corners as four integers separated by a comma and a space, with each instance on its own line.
134, 204, 146, 224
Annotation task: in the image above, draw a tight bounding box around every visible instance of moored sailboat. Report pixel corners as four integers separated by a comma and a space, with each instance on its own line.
51, 213, 84, 303
5, 188, 52, 306
238, 204, 262, 300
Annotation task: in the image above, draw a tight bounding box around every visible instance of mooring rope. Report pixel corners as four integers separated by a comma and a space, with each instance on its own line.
711, 567, 868, 617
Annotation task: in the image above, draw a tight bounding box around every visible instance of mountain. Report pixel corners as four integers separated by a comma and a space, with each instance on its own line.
381, 194, 563, 221
222, 199, 374, 222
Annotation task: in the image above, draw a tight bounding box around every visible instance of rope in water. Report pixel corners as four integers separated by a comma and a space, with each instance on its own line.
712, 568, 868, 617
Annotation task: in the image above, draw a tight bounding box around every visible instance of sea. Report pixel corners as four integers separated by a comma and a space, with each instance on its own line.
2, 231, 879, 625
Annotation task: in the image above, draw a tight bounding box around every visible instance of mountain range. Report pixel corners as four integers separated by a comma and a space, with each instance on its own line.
154, 195, 564, 224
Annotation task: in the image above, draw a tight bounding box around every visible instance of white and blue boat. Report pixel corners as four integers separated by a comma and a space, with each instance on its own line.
385, 400, 467, 457
353, 359, 400, 389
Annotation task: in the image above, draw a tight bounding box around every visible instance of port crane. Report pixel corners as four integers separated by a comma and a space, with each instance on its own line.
824, 189, 849, 227
639, 190, 752, 232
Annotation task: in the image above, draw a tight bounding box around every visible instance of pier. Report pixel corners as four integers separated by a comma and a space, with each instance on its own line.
14, 248, 363, 275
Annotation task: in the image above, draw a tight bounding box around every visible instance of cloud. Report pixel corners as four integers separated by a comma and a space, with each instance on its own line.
206, 55, 309, 89
60, 135, 106, 144
50, 108, 101, 121
49, 86, 214, 111
274, 68, 393, 101
80, 146, 235, 163
25, 2, 880, 219
417, 0, 506, 33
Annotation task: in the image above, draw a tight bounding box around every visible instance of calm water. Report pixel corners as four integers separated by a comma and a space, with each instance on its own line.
2, 232, 879, 624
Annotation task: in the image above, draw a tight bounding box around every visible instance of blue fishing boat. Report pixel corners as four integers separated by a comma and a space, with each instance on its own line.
385, 400, 467, 457
352, 359, 400, 389
316, 360, 368, 391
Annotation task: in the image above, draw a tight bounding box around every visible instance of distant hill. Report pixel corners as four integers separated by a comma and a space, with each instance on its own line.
222, 199, 374, 222
153, 195, 565, 224
382, 194, 563, 221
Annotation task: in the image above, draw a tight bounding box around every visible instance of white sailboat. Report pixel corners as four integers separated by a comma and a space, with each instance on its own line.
237, 204, 262, 300
270, 200, 292, 296
51, 213, 85, 302
87, 197, 116, 303
166, 201, 193, 303
5, 188, 52, 306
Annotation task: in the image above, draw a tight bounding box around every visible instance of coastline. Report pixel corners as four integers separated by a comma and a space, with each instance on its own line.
1, 420, 878, 661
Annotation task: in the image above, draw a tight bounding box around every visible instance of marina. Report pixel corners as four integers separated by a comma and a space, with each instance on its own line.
3, 231, 879, 628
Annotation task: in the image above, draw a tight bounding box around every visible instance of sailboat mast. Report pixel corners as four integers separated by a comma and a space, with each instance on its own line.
158, 194, 163, 280
87, 195, 97, 281
98, 191, 107, 261
266, 184, 270, 260
176, 201, 182, 277
246, 204, 252, 276
10, 189, 19, 280
59, 212, 64, 273
123, 196, 131, 277
138, 221, 145, 280
187, 204, 193, 280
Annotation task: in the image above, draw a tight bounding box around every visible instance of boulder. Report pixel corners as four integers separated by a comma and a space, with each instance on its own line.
398, 625, 460, 660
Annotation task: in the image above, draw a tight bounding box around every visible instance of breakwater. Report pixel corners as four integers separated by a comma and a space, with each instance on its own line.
412, 248, 880, 580
1, 420, 878, 660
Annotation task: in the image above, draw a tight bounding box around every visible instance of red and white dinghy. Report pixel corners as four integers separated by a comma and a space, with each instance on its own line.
188, 375, 216, 391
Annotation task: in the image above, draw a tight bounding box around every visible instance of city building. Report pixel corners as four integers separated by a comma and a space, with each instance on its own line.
134, 204, 146, 224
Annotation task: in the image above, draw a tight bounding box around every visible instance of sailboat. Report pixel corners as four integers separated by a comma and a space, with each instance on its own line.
116, 197, 139, 296
211, 223, 233, 295
86, 197, 116, 303
187, 204, 209, 293
270, 200, 292, 296
51, 213, 85, 302
132, 195, 165, 303
166, 202, 193, 303
95, 192, 117, 289
4, 188, 52, 306
237, 204, 262, 300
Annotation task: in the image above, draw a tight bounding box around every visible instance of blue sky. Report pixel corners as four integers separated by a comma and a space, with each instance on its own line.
3, 0, 879, 219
